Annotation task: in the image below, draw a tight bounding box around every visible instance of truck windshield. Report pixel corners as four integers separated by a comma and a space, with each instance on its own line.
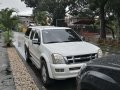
42, 29, 82, 44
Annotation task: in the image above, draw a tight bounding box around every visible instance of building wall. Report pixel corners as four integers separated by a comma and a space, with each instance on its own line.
19, 17, 32, 26
18, 16, 34, 32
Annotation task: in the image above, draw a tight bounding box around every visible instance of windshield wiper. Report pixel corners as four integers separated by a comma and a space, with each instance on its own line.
45, 41, 62, 44
62, 40, 81, 42
45, 40, 81, 44
62, 41, 71, 42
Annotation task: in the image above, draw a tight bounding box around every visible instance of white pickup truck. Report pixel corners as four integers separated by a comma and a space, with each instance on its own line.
24, 26, 102, 86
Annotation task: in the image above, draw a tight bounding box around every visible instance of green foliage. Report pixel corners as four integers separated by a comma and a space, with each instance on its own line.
0, 8, 19, 46
21, 0, 120, 40
3, 31, 13, 44
18, 27, 23, 32
71, 0, 109, 39
107, 0, 120, 40
108, 0, 120, 14
33, 11, 50, 25
21, 0, 37, 7
0, 23, 5, 31
0, 8, 19, 30
22, 0, 75, 26
97, 38, 120, 54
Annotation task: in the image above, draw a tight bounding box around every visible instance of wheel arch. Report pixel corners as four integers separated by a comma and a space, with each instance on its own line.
24, 44, 29, 51
40, 55, 53, 79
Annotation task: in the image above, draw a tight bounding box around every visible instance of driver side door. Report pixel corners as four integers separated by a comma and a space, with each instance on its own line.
31, 30, 41, 68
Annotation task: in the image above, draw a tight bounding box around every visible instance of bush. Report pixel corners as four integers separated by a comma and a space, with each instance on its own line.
97, 38, 120, 50
3, 31, 13, 46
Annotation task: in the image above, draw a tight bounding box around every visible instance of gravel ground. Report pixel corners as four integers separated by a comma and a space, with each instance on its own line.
7, 47, 39, 90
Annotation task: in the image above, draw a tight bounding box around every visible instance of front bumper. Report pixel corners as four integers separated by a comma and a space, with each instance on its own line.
50, 63, 85, 80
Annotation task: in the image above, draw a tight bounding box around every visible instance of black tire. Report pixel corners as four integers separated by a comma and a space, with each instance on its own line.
25, 47, 31, 63
41, 60, 52, 87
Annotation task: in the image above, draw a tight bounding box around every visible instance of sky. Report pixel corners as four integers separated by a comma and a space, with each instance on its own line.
0, 0, 33, 16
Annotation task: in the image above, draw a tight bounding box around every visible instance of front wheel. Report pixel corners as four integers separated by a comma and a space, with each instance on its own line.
41, 61, 52, 87
25, 48, 31, 63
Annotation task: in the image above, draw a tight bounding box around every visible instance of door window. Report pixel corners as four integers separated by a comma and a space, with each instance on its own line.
34, 32, 39, 39
30, 30, 35, 40
33, 31, 40, 42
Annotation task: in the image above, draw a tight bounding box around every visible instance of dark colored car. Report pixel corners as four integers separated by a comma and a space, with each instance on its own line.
76, 55, 120, 90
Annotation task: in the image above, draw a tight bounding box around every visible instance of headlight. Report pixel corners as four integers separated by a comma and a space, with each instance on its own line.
52, 53, 65, 64
98, 49, 103, 58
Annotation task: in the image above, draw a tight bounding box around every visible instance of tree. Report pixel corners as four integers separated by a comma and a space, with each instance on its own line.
70, 0, 108, 39
21, 0, 75, 26
33, 10, 51, 25
89, 0, 109, 39
0, 23, 5, 31
87, 0, 108, 39
0, 8, 19, 46
108, 0, 120, 40
105, 15, 116, 39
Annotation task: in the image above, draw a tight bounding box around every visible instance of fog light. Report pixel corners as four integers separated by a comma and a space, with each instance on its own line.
55, 69, 64, 72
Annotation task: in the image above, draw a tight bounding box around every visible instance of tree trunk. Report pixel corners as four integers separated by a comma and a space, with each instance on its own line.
7, 29, 10, 47
7, 28, 10, 41
116, 14, 120, 40
106, 25, 115, 39
99, 6, 106, 39
111, 29, 115, 39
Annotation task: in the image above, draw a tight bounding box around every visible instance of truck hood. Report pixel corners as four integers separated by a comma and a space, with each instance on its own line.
44, 41, 100, 56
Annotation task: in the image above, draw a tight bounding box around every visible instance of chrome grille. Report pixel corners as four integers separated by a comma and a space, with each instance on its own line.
65, 53, 97, 64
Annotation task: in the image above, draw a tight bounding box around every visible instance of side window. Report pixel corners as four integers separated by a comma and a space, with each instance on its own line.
34, 32, 38, 39
25, 28, 31, 36
33, 31, 40, 42
30, 30, 35, 40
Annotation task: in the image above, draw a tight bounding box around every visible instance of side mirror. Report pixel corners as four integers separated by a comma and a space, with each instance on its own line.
32, 39, 40, 45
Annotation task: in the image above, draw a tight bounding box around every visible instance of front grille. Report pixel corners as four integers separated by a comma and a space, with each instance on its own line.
65, 53, 97, 64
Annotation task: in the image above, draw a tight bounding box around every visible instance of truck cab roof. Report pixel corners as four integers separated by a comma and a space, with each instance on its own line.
28, 26, 71, 30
